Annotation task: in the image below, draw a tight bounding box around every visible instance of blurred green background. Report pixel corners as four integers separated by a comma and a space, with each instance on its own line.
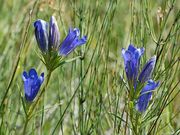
0, 0, 179, 134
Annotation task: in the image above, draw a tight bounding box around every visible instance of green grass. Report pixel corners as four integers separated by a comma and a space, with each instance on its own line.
0, 0, 179, 134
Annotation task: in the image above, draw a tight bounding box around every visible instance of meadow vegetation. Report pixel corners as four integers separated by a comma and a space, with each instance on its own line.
0, 0, 179, 134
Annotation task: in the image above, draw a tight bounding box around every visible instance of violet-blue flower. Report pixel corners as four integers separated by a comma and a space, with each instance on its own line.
49, 16, 60, 50
34, 16, 87, 56
22, 68, 44, 102
122, 45, 144, 86
138, 56, 156, 83
121, 44, 159, 112
59, 28, 87, 56
136, 80, 159, 112
34, 20, 49, 52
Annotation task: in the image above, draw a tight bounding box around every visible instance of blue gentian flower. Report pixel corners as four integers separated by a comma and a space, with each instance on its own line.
34, 20, 49, 52
49, 16, 60, 50
138, 56, 156, 83
136, 80, 159, 112
122, 45, 144, 86
34, 16, 87, 56
22, 68, 44, 102
59, 28, 87, 56
122, 44, 159, 112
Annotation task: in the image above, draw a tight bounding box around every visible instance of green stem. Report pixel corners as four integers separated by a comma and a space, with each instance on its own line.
28, 70, 52, 117
124, 109, 128, 135
22, 70, 52, 134
134, 113, 139, 134
23, 117, 29, 135
79, 58, 84, 134
129, 102, 138, 135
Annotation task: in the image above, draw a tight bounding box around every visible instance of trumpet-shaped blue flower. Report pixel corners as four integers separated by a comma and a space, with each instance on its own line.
139, 56, 156, 83
34, 20, 49, 52
34, 16, 87, 56
49, 16, 60, 50
122, 45, 144, 86
122, 44, 159, 112
59, 28, 87, 56
22, 68, 44, 102
136, 80, 159, 112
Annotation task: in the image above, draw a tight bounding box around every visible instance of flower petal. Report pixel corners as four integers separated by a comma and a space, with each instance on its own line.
34, 19, 49, 52
39, 73, 44, 84
128, 45, 144, 59
122, 45, 144, 86
22, 71, 28, 81
59, 28, 87, 56
29, 68, 38, 79
122, 51, 134, 80
49, 16, 60, 49
134, 47, 144, 60
71, 35, 87, 47
128, 44, 136, 53
136, 79, 159, 112
138, 56, 156, 83
22, 68, 44, 102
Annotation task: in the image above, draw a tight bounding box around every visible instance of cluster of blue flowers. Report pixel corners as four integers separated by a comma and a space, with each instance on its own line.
122, 45, 159, 112
34, 16, 87, 55
21, 16, 159, 113
22, 16, 87, 102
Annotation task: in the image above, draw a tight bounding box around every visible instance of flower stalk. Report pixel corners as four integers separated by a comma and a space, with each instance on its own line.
28, 69, 52, 117
22, 69, 52, 134
121, 45, 159, 134
22, 15, 87, 134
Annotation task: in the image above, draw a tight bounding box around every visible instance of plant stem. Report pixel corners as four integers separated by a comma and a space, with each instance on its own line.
23, 117, 29, 135
129, 102, 138, 135
22, 70, 52, 134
